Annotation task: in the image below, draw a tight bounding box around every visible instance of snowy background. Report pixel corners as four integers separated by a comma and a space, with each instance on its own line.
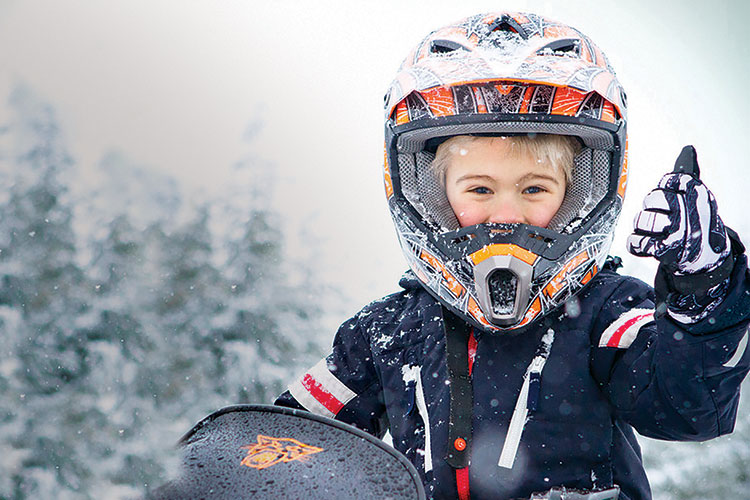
1, 0, 749, 307
0, 0, 748, 498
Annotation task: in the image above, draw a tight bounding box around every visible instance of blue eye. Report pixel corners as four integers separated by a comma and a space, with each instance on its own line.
524, 186, 545, 194
471, 187, 492, 194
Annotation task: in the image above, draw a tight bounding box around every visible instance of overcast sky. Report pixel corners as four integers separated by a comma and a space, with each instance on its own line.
1, 0, 748, 317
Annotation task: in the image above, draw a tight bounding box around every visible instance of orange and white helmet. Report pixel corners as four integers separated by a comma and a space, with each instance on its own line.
383, 12, 628, 332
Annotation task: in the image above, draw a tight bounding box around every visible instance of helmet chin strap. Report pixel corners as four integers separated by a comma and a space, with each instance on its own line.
443, 306, 474, 470
442, 306, 474, 500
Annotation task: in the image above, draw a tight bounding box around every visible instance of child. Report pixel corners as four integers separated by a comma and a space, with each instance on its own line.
434, 135, 577, 229
275, 12, 750, 500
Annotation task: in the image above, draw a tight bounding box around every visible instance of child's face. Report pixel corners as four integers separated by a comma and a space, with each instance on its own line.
443, 137, 567, 228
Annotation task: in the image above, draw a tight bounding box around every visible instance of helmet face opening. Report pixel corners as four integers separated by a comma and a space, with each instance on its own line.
393, 116, 620, 234
383, 12, 628, 332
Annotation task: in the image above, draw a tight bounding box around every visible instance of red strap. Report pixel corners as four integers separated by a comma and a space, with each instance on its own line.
456, 467, 470, 500
455, 328, 476, 500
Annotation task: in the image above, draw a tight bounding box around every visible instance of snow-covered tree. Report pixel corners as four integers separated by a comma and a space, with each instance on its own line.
0, 85, 326, 499
0, 85, 91, 498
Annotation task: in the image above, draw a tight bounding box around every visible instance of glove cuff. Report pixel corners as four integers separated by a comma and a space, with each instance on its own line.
661, 247, 735, 296
655, 226, 743, 323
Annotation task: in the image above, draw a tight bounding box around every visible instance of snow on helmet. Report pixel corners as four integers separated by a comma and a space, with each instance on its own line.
383, 12, 628, 332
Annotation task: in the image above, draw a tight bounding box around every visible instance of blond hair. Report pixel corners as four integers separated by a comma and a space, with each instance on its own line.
432, 134, 581, 184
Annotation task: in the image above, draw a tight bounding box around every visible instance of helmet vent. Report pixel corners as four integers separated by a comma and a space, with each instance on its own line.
536, 39, 581, 57
527, 232, 555, 245
487, 15, 529, 40
488, 269, 518, 316
450, 233, 475, 245
430, 40, 469, 54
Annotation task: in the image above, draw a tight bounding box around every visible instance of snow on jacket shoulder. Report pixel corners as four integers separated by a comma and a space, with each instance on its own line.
276, 255, 750, 500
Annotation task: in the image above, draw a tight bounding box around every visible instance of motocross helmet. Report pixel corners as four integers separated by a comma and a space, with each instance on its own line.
383, 12, 628, 332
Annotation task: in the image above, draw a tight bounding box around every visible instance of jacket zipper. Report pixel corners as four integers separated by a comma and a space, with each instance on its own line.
498, 331, 554, 469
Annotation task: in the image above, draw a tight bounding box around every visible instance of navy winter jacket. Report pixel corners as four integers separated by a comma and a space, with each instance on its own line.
276, 255, 750, 499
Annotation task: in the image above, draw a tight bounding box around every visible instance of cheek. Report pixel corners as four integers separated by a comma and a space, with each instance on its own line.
528, 211, 555, 228
447, 197, 484, 228
528, 195, 565, 228
456, 210, 484, 228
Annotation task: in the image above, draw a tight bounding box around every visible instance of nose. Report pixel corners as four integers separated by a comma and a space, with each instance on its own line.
487, 201, 524, 224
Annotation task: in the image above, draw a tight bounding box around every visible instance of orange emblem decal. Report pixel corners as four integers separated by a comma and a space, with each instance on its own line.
617, 136, 629, 198
419, 249, 466, 299
383, 144, 394, 199
240, 435, 323, 470
543, 250, 590, 299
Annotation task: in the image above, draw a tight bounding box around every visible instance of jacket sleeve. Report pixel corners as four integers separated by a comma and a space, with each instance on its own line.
590, 252, 750, 441
274, 313, 388, 438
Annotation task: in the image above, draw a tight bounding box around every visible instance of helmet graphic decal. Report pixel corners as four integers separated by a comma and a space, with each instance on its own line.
394, 82, 619, 127
385, 12, 626, 122
384, 12, 627, 332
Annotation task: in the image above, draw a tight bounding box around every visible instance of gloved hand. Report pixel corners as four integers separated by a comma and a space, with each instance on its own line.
627, 145, 733, 322
627, 145, 730, 273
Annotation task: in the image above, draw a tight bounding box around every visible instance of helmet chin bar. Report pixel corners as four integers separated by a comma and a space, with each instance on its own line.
473, 253, 534, 327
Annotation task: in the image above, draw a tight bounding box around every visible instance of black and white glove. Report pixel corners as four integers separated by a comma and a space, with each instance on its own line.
627, 145, 733, 323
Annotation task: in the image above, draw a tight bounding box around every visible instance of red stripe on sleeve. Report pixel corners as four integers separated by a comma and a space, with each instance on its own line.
301, 374, 345, 415
607, 314, 651, 348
